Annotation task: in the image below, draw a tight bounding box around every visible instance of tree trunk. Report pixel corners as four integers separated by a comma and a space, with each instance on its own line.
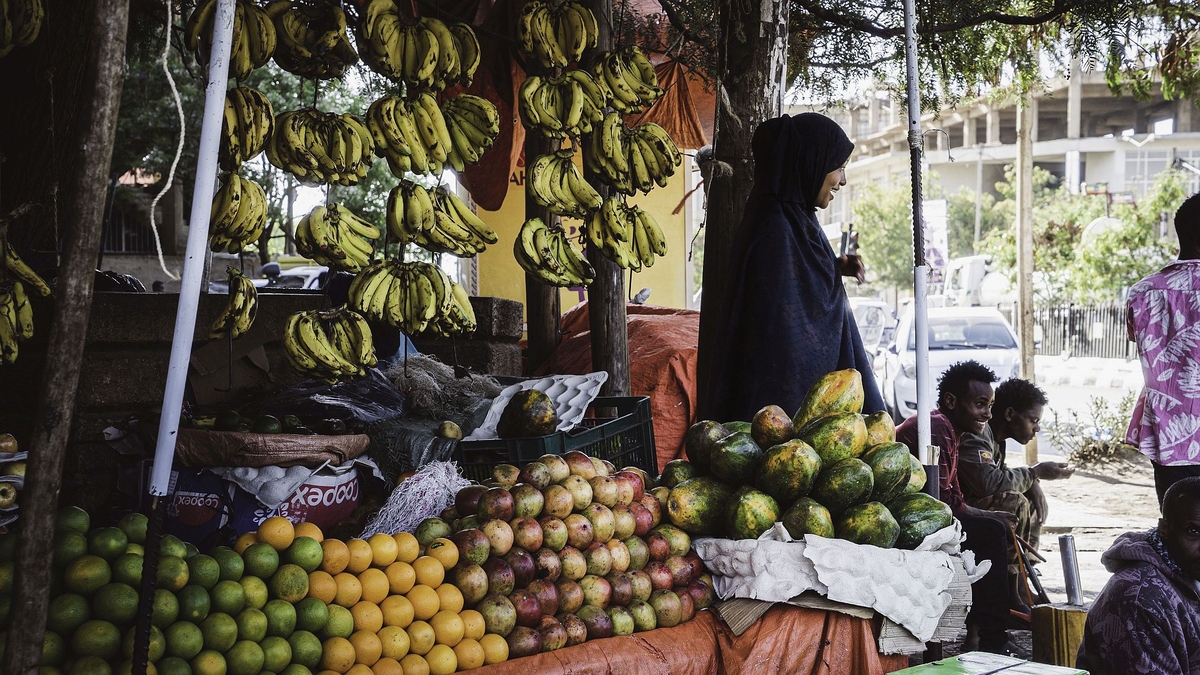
1, 0, 130, 673
695, 0, 789, 407
524, 118, 561, 373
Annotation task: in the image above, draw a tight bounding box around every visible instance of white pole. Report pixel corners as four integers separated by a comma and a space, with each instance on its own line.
149, 0, 237, 496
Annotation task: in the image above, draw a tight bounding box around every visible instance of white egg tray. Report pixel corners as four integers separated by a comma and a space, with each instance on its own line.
465, 372, 609, 441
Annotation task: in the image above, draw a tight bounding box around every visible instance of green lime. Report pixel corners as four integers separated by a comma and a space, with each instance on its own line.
164, 620, 205, 660
157, 656, 192, 675
267, 564, 308, 603
190, 649, 226, 675
262, 599, 296, 638
159, 535, 188, 560
70, 620, 121, 659
111, 553, 143, 587
318, 604, 353, 640
209, 580, 245, 615
292, 598, 328, 634
184, 543, 199, 559
234, 608, 267, 643
119, 624, 164, 661
67, 656, 113, 675
239, 576, 267, 610
64, 555, 111, 596
47, 593, 90, 635
91, 583, 139, 624
156, 555, 190, 592
224, 640, 264, 675
56, 506, 91, 535
240, 544, 278, 580
279, 664, 312, 675
285, 630, 321, 670
86, 528, 128, 561
116, 513, 149, 545
124, 543, 145, 556
176, 585, 211, 623
54, 532, 89, 567
199, 612, 238, 652
42, 630, 66, 666
152, 588, 180, 628
259, 636, 291, 673
187, 555, 220, 590
208, 547, 243, 583
283, 538, 322, 574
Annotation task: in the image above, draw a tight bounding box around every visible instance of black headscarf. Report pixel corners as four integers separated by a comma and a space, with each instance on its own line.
696, 113, 885, 423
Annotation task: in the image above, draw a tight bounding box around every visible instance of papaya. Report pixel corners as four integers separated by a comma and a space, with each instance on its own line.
861, 442, 913, 504
903, 455, 927, 495
709, 433, 764, 486
797, 412, 868, 465
666, 477, 735, 535
887, 492, 954, 549
756, 440, 822, 504
835, 502, 900, 548
497, 389, 558, 438
723, 421, 753, 435
751, 405, 793, 448
684, 421, 730, 473
810, 458, 874, 516
724, 487, 780, 540
792, 369, 865, 430
659, 459, 697, 488
864, 411, 896, 446
781, 497, 834, 539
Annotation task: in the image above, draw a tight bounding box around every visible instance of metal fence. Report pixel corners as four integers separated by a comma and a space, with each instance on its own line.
102, 210, 158, 254
1034, 303, 1136, 360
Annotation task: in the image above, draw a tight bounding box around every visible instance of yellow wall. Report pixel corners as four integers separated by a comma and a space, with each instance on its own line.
476, 155, 691, 323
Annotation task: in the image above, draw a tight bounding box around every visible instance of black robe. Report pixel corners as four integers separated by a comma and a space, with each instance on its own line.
697, 113, 885, 423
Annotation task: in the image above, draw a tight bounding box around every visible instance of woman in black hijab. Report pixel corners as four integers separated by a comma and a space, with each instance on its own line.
697, 112, 886, 423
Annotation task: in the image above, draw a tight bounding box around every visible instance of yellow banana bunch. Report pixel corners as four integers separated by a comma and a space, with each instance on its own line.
593, 47, 664, 114
185, 0, 276, 80
585, 197, 668, 271
209, 267, 258, 340
517, 0, 597, 69
282, 308, 377, 384
527, 148, 602, 219
0, 0, 43, 58
209, 173, 268, 254
295, 203, 381, 272
518, 70, 607, 139
514, 217, 596, 287
0, 282, 34, 364
425, 279, 477, 337
441, 94, 501, 173
585, 113, 682, 195
219, 87, 275, 172
3, 241, 51, 297
366, 93, 485, 177
385, 181, 498, 257
265, 109, 375, 186
346, 260, 457, 336
357, 0, 481, 91
267, 0, 358, 79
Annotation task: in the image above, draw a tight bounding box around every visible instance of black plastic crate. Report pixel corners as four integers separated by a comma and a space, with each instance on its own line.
453, 396, 657, 482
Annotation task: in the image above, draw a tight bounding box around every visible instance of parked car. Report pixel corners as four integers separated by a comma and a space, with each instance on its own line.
876, 306, 1020, 421
849, 298, 895, 364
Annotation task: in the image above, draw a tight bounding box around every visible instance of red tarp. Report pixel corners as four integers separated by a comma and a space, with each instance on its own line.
469, 606, 909, 674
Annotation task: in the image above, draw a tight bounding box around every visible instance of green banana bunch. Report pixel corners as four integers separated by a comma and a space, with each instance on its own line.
209, 173, 268, 254
185, 0, 276, 80
209, 267, 258, 340
585, 197, 668, 271
517, 0, 597, 69
266, 0, 358, 79
593, 47, 664, 115
220, 87, 275, 172
0, 0, 43, 58
295, 203, 382, 272
366, 93, 484, 177
0, 281, 34, 364
386, 181, 498, 257
515, 217, 596, 287
357, 0, 481, 91
282, 308, 377, 384
346, 260, 456, 336
265, 109, 375, 186
585, 113, 682, 195
441, 94, 501, 173
3, 242, 51, 297
519, 70, 607, 139
528, 148, 602, 219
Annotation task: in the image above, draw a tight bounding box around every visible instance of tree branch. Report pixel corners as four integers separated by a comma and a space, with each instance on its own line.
790, 0, 1082, 38
655, 0, 708, 48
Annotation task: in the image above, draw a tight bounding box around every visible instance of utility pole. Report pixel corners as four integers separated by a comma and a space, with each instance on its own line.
1016, 96, 1038, 465
973, 144, 983, 252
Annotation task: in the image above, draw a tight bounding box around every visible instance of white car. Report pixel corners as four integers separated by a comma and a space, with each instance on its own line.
877, 306, 1020, 421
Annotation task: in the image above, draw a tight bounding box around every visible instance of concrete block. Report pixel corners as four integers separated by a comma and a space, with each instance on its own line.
409, 338, 523, 377
469, 297, 523, 341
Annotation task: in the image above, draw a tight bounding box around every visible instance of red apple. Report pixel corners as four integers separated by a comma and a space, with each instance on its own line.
506, 625, 542, 657
525, 578, 560, 616
509, 588, 542, 627
629, 502, 654, 537
562, 451, 597, 480
564, 514, 594, 550
456, 485, 488, 516
477, 487, 515, 522
645, 532, 670, 562
482, 557, 516, 596
536, 615, 567, 651
644, 561, 673, 591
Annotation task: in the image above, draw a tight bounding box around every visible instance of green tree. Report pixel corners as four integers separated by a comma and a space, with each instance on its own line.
946, 188, 1006, 257
854, 182, 918, 292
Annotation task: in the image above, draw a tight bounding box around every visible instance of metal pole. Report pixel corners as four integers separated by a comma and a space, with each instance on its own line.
1016, 96, 1038, 465
973, 145, 983, 252
148, 0, 237, 496
1059, 534, 1083, 605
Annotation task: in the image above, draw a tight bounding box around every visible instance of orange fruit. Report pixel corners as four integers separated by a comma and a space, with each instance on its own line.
433, 585, 463, 615
321, 636, 357, 674
452, 638, 484, 671
358, 568, 390, 604
429, 610, 464, 648
346, 539, 373, 574
478, 634, 508, 665
458, 610, 484, 641
424, 540, 458, 571
377, 625, 411, 661
233, 533, 257, 554
350, 601, 383, 633
308, 570, 338, 603
257, 517, 296, 551
411, 558, 443, 589
322, 540, 350, 575
372, 656, 404, 675
399, 654, 429, 675
346, 665, 375, 675
405, 585, 439, 622
295, 522, 324, 543
333, 573, 363, 607
392, 533, 419, 565
424, 644, 456, 675
349, 629, 383, 666
404, 620, 434, 656
384, 563, 415, 596
381, 595, 414, 629
367, 534, 398, 568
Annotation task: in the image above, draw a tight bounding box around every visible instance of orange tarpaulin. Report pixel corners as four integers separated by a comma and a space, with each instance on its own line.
469, 606, 909, 674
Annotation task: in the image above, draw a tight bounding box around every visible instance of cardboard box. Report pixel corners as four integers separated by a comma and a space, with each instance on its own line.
894, 653, 1088, 674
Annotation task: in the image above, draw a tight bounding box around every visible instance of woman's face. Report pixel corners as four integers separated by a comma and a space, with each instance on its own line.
814, 166, 847, 209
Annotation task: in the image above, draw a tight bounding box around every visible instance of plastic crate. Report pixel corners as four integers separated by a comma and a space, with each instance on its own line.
453, 396, 657, 482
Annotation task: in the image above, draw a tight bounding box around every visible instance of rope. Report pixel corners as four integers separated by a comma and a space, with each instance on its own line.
148, 0, 185, 281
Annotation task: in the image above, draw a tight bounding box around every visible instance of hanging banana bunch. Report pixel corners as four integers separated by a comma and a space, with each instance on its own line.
585, 197, 668, 271
358, 0, 482, 91
514, 217, 596, 288
220, 87, 275, 172
527, 149, 602, 219
3, 242, 51, 297
185, 0, 276, 80
385, 182, 497, 257
210, 268, 258, 340
281, 308, 378, 384
346, 260, 460, 336
366, 93, 494, 177
209, 173, 268, 254
0, 0, 44, 59
265, 109, 375, 186
518, 71, 607, 139
441, 95, 501, 173
584, 113, 682, 195
516, 0, 598, 69
294, 204, 381, 272
0, 282, 35, 365
593, 47, 664, 114
425, 279, 477, 337
266, 0, 358, 79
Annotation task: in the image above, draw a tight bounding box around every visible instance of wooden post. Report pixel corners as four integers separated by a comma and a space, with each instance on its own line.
2, 0, 130, 672
1016, 96, 1038, 465
582, 0, 629, 396
524, 122, 561, 373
